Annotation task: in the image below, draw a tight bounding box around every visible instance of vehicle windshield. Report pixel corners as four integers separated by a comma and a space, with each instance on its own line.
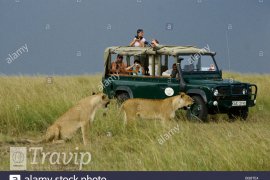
180, 55, 217, 72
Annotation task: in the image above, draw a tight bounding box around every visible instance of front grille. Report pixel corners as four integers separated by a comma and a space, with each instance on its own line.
217, 87, 230, 95
217, 85, 246, 96
216, 96, 246, 101
232, 85, 245, 94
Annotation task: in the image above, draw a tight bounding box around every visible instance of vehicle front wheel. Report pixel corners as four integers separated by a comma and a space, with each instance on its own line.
116, 92, 130, 104
227, 107, 248, 121
186, 95, 208, 122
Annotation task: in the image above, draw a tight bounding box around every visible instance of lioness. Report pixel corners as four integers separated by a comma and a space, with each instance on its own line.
27, 93, 110, 145
121, 92, 193, 123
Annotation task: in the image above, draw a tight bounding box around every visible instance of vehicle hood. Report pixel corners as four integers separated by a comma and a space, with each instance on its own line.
186, 79, 243, 86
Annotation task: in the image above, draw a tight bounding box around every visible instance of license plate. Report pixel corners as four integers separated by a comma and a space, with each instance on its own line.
232, 101, 246, 106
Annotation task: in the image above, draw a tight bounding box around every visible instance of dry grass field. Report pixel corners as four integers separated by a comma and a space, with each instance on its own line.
0, 73, 269, 170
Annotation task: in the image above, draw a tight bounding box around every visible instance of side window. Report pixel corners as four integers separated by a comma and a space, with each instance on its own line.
200, 55, 216, 71
156, 55, 179, 78
161, 55, 168, 74
129, 56, 134, 66
148, 55, 160, 76
108, 54, 128, 75
125, 55, 148, 76
108, 55, 146, 76
180, 55, 216, 72
110, 54, 117, 64
127, 55, 144, 76
167, 56, 175, 71
181, 55, 195, 72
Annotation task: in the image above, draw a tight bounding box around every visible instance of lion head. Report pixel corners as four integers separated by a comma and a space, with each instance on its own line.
92, 93, 110, 108
173, 92, 194, 109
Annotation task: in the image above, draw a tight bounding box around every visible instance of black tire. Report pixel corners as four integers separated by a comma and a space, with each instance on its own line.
116, 92, 130, 104
227, 107, 248, 121
186, 95, 208, 122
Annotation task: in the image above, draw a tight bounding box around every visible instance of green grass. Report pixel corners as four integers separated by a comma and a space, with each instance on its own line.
0, 73, 269, 171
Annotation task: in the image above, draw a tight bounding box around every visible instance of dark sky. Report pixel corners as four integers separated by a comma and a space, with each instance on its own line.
0, 0, 269, 75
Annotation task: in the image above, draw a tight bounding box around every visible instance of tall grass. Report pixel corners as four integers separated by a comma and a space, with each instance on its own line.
0, 73, 269, 170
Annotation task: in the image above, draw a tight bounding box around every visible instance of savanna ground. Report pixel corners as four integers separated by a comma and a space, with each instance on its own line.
0, 73, 269, 171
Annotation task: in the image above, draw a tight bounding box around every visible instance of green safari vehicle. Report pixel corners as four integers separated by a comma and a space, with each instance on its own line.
102, 45, 257, 121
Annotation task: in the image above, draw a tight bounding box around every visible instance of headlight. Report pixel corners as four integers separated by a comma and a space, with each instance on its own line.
242, 88, 247, 95
213, 89, 219, 96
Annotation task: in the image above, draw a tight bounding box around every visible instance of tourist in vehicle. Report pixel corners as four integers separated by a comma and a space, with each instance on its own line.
129, 29, 146, 47
151, 39, 165, 50
150, 39, 159, 47
209, 64, 215, 71
162, 63, 179, 78
110, 54, 127, 74
125, 60, 145, 76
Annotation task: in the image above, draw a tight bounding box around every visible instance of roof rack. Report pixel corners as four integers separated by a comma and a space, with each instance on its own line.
105, 45, 215, 56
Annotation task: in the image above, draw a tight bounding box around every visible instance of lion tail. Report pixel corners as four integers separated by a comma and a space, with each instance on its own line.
24, 139, 45, 144
4, 138, 45, 144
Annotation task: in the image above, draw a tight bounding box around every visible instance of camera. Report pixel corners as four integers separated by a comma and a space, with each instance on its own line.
135, 36, 141, 41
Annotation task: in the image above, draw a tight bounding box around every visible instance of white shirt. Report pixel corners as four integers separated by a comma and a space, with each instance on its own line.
162, 69, 172, 76
134, 38, 146, 47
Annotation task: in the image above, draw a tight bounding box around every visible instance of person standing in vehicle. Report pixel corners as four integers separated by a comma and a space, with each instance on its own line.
130, 29, 146, 47
150, 39, 159, 47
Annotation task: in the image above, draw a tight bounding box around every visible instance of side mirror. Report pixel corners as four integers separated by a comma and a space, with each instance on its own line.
219, 69, 222, 76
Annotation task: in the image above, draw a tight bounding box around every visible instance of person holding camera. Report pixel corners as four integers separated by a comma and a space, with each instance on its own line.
129, 29, 146, 47
125, 60, 145, 76
150, 39, 159, 47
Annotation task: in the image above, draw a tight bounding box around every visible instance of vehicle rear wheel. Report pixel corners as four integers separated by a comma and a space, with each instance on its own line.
116, 92, 130, 104
227, 107, 248, 121
186, 95, 208, 122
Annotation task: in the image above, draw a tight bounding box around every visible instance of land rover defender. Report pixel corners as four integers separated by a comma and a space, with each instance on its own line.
102, 45, 257, 121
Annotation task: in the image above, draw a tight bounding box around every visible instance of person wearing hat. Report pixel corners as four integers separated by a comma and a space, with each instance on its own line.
110, 54, 127, 74
129, 29, 146, 47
